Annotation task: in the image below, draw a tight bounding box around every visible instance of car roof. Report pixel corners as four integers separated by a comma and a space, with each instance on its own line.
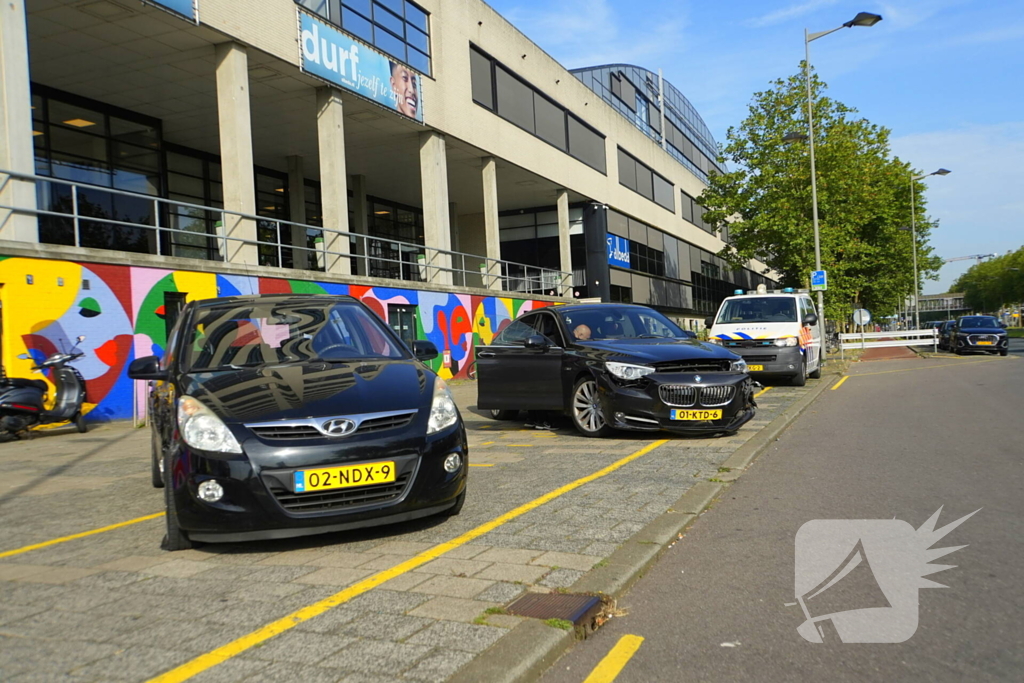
723, 293, 809, 299
542, 303, 657, 314
193, 294, 358, 309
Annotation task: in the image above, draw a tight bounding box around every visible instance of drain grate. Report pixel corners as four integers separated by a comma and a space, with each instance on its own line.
506, 593, 604, 633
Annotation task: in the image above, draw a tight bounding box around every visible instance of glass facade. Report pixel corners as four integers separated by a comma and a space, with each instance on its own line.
572, 65, 723, 183
470, 46, 607, 174
296, 0, 431, 75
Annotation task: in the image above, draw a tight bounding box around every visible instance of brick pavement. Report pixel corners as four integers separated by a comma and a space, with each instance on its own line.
0, 380, 815, 682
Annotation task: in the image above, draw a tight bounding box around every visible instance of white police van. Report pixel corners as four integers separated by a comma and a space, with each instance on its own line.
706, 285, 822, 386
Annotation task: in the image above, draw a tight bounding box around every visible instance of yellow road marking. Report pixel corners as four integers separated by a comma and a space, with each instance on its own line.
831, 376, 849, 390
480, 441, 495, 445
146, 440, 668, 683
854, 358, 1002, 377
754, 386, 772, 398
584, 634, 645, 683
508, 444, 534, 447
0, 512, 165, 559
468, 463, 495, 467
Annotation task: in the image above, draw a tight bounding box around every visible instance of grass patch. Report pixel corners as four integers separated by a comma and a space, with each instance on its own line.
718, 467, 732, 473
544, 618, 574, 630
473, 615, 489, 626
1008, 328, 1024, 338
484, 606, 507, 615
594, 559, 608, 568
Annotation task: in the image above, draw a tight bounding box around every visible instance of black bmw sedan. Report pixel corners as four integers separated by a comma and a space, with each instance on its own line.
950, 315, 1009, 356
476, 304, 756, 437
128, 294, 468, 551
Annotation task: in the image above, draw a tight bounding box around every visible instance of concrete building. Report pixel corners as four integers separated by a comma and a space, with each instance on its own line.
0, 0, 775, 421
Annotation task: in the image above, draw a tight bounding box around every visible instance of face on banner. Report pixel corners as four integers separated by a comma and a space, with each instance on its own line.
299, 12, 424, 123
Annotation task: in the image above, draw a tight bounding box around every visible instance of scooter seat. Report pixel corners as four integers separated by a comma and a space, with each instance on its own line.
3, 378, 49, 392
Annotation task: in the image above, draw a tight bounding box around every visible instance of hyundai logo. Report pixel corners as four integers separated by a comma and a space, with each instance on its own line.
694, 375, 702, 383
321, 418, 356, 437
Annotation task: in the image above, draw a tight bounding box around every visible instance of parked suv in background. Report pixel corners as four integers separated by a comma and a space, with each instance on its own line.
950, 316, 1009, 356
937, 320, 956, 351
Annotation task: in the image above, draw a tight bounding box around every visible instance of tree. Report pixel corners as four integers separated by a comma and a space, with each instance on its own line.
952, 249, 1024, 314
699, 66, 943, 323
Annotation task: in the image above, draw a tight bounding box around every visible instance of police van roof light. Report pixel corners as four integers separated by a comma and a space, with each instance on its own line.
733, 289, 744, 295
783, 287, 795, 293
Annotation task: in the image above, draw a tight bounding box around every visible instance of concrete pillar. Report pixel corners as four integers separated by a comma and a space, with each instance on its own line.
481, 157, 501, 290
350, 173, 368, 276
287, 155, 308, 270
0, 0, 38, 243
557, 189, 572, 295
419, 130, 451, 285
316, 87, 351, 275
215, 42, 258, 264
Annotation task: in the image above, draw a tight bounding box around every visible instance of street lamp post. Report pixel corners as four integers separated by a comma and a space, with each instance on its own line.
910, 168, 951, 329
797, 11, 881, 358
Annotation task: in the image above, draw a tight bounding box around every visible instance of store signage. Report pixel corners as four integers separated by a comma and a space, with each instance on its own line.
144, 0, 197, 22
299, 12, 423, 123
607, 234, 631, 268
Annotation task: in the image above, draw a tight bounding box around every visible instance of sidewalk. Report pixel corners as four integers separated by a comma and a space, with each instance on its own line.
859, 343, 919, 361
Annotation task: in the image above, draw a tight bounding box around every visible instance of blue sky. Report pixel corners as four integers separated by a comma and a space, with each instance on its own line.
485, 0, 1023, 294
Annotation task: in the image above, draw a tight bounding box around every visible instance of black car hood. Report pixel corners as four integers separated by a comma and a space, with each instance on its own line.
182, 360, 433, 424
958, 327, 1005, 335
579, 338, 738, 363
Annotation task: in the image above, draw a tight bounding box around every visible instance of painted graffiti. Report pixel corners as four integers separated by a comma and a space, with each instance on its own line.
0, 256, 553, 422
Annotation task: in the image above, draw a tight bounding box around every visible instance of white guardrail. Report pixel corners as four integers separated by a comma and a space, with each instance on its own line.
839, 328, 939, 357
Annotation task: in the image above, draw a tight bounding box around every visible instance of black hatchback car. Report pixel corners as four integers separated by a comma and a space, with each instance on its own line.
949, 315, 1009, 356
128, 295, 468, 550
476, 304, 756, 437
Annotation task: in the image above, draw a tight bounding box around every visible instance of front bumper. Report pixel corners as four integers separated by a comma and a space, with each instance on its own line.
723, 345, 805, 376
597, 371, 757, 435
168, 420, 468, 543
955, 335, 1008, 353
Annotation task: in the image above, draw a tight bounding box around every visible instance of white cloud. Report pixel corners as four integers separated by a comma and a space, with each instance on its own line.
745, 0, 839, 28
891, 122, 1024, 292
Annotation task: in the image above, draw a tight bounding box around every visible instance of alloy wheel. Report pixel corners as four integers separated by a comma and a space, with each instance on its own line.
573, 380, 605, 433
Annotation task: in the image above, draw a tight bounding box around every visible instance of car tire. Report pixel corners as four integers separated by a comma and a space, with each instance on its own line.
791, 359, 807, 387
1000, 349, 1008, 357
808, 359, 822, 379
150, 429, 165, 489
446, 490, 466, 517
161, 456, 192, 552
570, 377, 613, 438
74, 412, 88, 433
488, 408, 518, 420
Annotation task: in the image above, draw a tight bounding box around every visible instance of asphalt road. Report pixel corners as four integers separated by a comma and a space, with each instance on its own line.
544, 351, 1024, 682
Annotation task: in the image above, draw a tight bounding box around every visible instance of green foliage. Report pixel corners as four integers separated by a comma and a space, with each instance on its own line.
699, 65, 944, 322
544, 618, 574, 630
951, 249, 1024, 314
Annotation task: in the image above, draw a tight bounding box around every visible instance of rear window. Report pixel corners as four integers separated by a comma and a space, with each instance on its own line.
183, 300, 408, 372
716, 297, 797, 324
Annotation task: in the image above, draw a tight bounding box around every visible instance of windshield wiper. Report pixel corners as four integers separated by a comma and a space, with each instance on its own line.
636, 334, 672, 339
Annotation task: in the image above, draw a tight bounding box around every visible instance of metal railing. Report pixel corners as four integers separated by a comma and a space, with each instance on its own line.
0, 169, 572, 296
839, 328, 938, 358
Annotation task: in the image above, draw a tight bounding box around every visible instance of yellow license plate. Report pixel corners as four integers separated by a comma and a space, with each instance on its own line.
747, 365, 764, 371
670, 409, 722, 421
294, 461, 396, 493
976, 341, 993, 345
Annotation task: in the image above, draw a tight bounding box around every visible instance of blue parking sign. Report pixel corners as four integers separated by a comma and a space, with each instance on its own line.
811, 270, 827, 291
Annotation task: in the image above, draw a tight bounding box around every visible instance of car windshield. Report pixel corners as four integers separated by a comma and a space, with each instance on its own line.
182, 300, 408, 372
558, 307, 686, 341
958, 317, 1000, 329
715, 297, 798, 324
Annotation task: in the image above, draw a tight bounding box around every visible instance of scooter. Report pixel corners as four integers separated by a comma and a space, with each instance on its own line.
0, 335, 89, 437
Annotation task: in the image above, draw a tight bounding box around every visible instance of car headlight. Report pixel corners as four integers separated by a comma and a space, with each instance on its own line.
177, 396, 242, 454
427, 377, 459, 435
731, 358, 749, 373
707, 337, 723, 345
774, 337, 799, 347
606, 361, 656, 381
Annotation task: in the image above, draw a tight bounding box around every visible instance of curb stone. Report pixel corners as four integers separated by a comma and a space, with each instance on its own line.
451, 376, 837, 682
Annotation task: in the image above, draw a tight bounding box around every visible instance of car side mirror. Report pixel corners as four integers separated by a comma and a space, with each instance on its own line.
524, 335, 550, 351
704, 317, 713, 329
804, 313, 818, 327
411, 340, 438, 361
128, 355, 168, 381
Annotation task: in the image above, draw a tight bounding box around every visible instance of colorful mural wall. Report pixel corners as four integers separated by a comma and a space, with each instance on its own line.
0, 256, 556, 422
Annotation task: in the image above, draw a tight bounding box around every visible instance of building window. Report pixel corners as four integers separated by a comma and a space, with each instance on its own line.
629, 242, 665, 278
295, 0, 431, 76
610, 284, 632, 303
617, 147, 674, 211
470, 46, 606, 174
